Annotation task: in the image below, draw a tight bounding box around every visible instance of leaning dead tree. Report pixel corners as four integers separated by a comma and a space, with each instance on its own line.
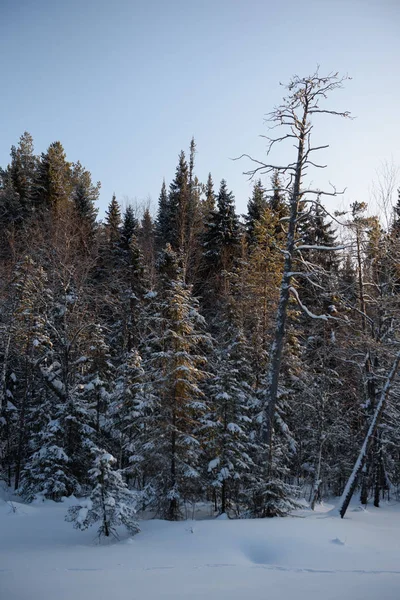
338, 349, 400, 518
238, 70, 351, 463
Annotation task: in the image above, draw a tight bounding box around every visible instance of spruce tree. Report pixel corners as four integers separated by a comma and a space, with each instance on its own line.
71, 161, 99, 237
0, 168, 22, 231
105, 194, 122, 245
66, 448, 139, 538
139, 207, 155, 285
140, 245, 211, 519
202, 179, 241, 302
120, 205, 139, 253
205, 327, 255, 515
155, 179, 169, 248
167, 151, 189, 251
111, 348, 146, 474
245, 179, 267, 247
32, 141, 72, 213
202, 172, 216, 218
9, 132, 37, 214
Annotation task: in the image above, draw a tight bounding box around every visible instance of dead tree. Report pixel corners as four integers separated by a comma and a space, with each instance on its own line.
238, 70, 351, 462
338, 349, 400, 518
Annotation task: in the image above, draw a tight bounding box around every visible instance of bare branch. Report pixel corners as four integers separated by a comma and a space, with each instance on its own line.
289, 287, 346, 323
304, 160, 328, 169
308, 109, 352, 118
295, 244, 347, 252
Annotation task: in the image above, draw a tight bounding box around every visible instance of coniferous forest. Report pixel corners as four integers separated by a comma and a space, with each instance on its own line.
2, 72, 400, 534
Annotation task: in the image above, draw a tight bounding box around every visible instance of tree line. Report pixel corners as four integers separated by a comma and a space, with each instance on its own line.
1, 73, 400, 534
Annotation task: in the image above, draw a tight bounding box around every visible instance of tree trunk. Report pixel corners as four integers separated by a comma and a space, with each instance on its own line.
360, 466, 369, 505
262, 106, 308, 455
221, 480, 226, 514
338, 350, 400, 518
169, 397, 178, 521
0, 326, 12, 476
373, 434, 383, 508
310, 443, 323, 510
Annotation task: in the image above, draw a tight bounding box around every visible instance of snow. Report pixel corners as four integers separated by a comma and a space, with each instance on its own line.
208, 457, 220, 471
1, 495, 400, 600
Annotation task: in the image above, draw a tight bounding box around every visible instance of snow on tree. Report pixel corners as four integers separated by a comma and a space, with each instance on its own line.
110, 348, 147, 476
204, 326, 255, 515
66, 448, 140, 538
139, 245, 211, 519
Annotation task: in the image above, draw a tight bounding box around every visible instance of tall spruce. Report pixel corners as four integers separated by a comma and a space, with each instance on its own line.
245, 179, 267, 247
202, 179, 241, 303
140, 245, 211, 519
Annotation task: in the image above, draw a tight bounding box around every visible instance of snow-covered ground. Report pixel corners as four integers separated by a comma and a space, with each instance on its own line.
1, 493, 400, 600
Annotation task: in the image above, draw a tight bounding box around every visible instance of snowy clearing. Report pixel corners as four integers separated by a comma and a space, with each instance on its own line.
1, 496, 400, 600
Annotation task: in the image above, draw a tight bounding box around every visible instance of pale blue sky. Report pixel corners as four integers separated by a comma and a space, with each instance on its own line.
1, 0, 399, 218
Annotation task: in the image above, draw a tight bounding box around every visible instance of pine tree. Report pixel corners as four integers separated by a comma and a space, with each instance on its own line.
66, 448, 140, 538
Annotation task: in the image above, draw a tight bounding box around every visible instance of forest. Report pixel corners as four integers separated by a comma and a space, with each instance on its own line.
1, 72, 400, 536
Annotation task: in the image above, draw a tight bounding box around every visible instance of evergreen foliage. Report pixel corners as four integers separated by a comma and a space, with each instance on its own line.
1, 128, 400, 531
66, 448, 139, 538
105, 194, 122, 245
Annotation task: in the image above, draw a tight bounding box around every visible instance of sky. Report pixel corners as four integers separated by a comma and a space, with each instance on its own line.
1, 0, 399, 220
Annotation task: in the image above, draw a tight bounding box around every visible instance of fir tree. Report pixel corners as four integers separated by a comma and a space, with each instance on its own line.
66, 448, 139, 538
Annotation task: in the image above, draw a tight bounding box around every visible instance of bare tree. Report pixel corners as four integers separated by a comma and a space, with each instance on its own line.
238, 70, 351, 464
371, 160, 399, 231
